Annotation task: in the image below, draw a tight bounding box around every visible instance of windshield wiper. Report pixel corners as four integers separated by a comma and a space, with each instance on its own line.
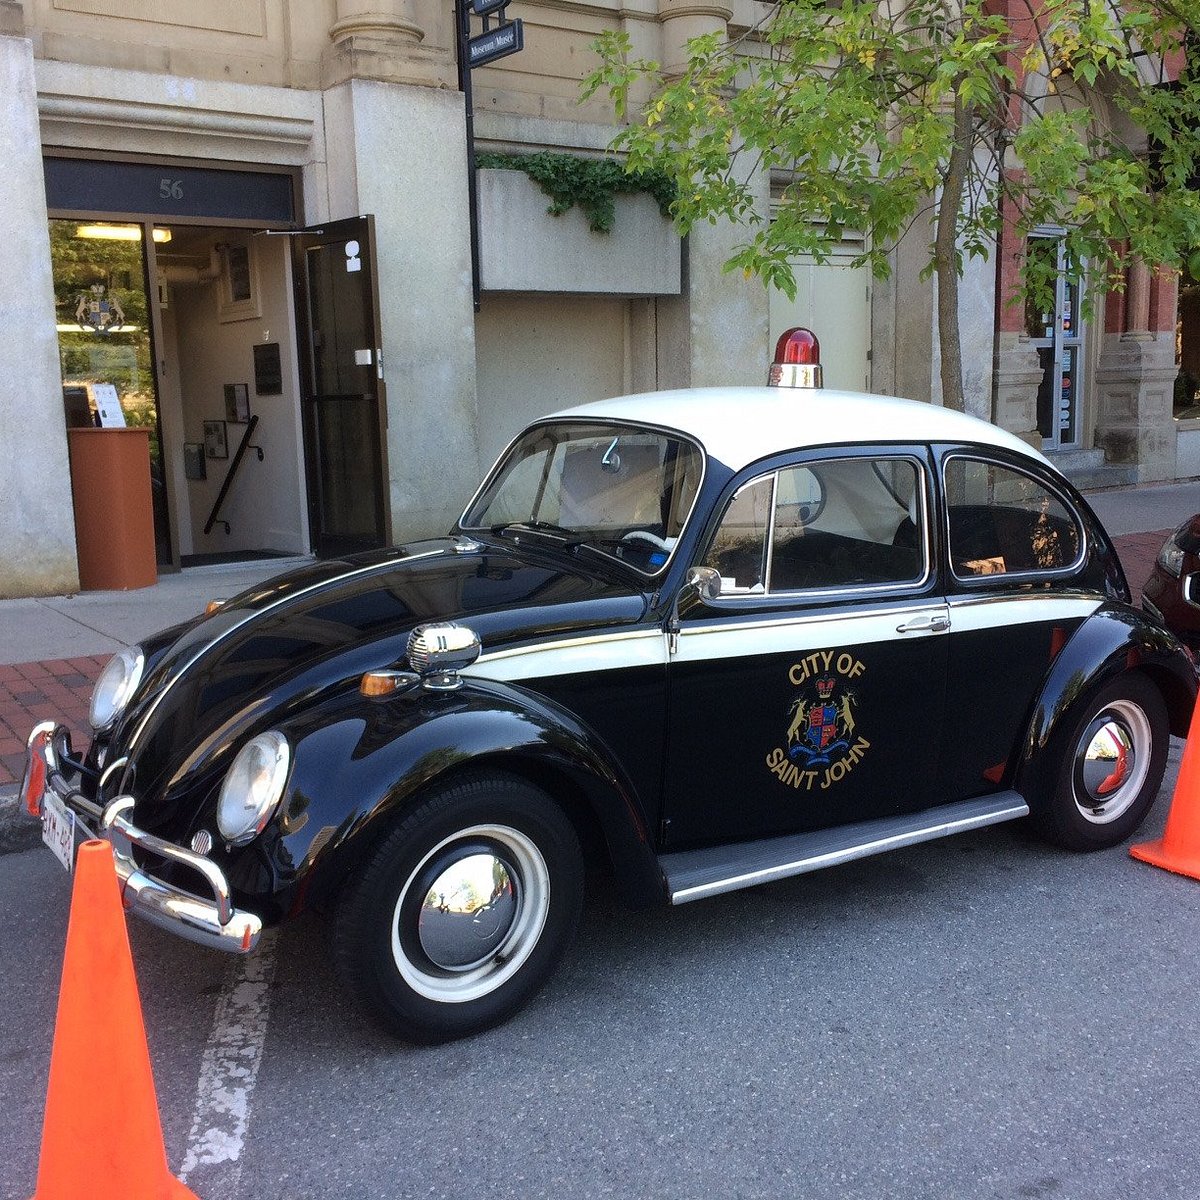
489, 524, 653, 580
491, 521, 585, 547
489, 524, 638, 573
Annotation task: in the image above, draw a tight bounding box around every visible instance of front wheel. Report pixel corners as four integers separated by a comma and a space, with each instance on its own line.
1032, 673, 1169, 852
334, 772, 583, 1042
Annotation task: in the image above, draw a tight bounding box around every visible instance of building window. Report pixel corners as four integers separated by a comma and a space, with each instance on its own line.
1176, 267, 1200, 420
49, 219, 172, 564
1023, 232, 1085, 451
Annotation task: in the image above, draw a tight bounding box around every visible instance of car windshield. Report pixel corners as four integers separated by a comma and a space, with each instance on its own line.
461, 421, 704, 575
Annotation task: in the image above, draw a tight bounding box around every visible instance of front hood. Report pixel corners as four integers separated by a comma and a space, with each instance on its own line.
110, 538, 648, 821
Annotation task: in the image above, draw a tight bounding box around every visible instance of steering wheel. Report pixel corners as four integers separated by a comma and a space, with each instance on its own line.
620, 529, 673, 553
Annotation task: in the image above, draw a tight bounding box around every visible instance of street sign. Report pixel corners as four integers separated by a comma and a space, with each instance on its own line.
467, 18, 523, 67
471, 0, 509, 14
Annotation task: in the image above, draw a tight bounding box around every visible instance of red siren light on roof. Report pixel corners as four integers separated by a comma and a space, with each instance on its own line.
769, 327, 823, 389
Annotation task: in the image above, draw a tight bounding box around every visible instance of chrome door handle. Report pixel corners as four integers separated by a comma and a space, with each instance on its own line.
896, 614, 950, 634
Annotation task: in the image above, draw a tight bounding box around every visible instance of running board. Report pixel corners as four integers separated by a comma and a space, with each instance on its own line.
661, 792, 1029, 905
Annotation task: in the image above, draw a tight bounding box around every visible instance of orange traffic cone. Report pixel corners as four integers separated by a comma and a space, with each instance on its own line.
30, 840, 199, 1200
1131, 689, 1200, 881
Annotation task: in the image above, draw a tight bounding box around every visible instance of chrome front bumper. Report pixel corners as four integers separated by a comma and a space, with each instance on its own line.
22, 722, 262, 953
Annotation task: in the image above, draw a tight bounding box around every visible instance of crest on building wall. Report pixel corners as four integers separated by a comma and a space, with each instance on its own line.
75, 285, 126, 334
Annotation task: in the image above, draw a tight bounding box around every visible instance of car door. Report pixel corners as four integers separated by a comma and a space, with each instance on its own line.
935, 449, 1098, 800
662, 449, 949, 849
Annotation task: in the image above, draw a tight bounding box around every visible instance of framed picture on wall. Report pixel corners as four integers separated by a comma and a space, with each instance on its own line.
224, 382, 250, 424
183, 442, 206, 481
203, 420, 228, 460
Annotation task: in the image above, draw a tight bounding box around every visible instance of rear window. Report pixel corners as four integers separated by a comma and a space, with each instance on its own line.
944, 457, 1083, 579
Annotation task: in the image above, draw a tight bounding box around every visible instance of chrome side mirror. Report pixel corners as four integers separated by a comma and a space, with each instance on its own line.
406, 623, 482, 691
668, 566, 721, 653
684, 565, 722, 602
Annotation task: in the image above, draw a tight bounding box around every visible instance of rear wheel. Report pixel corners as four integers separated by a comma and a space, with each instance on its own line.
1033, 673, 1169, 851
334, 772, 583, 1042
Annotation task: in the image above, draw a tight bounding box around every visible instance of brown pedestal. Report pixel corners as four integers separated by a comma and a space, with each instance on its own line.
67, 428, 158, 591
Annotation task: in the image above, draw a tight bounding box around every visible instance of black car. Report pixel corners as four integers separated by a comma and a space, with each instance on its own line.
24, 361, 1198, 1041
1143, 515, 1200, 652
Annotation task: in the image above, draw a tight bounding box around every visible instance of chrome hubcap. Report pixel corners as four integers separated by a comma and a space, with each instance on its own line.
1080, 721, 1135, 800
1073, 701, 1151, 824
417, 852, 520, 971
392, 824, 549, 1004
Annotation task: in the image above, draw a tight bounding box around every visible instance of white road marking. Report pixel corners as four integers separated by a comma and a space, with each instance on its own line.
179, 929, 279, 1189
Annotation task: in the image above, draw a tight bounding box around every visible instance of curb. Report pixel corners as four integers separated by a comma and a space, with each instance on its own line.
0, 789, 41, 856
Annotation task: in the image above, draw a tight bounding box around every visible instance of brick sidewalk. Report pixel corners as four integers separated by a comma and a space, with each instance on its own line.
1110, 529, 1165, 607
0, 529, 1174, 788
0, 658, 107, 788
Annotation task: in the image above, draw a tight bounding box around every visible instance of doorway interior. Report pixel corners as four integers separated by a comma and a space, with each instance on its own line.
49, 218, 311, 569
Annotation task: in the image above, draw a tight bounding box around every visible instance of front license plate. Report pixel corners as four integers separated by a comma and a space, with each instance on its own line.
41, 792, 75, 874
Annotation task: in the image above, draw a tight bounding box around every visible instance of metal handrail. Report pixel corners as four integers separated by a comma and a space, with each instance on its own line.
204, 414, 264, 536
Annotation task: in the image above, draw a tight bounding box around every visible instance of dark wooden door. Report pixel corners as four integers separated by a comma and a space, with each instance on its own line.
294, 216, 390, 557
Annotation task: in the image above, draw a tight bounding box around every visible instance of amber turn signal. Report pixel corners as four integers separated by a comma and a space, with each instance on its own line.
205, 599, 226, 616
361, 672, 401, 697
23, 730, 48, 816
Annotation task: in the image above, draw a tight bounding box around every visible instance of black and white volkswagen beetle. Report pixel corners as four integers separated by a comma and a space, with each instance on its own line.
24, 330, 1198, 1042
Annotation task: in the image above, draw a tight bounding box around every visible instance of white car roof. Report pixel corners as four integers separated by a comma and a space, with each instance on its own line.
550, 387, 1051, 475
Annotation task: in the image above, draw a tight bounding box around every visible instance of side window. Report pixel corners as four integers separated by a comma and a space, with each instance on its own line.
702, 476, 774, 593
770, 458, 924, 591
945, 457, 1082, 578
701, 457, 926, 596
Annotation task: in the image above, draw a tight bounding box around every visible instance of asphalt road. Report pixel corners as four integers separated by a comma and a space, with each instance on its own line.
3, 743, 1200, 1200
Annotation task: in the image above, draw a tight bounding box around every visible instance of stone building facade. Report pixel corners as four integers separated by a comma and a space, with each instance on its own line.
0, 0, 1189, 598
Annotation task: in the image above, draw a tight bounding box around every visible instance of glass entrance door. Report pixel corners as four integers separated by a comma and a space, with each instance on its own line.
1025, 233, 1085, 451
49, 219, 172, 564
294, 216, 390, 557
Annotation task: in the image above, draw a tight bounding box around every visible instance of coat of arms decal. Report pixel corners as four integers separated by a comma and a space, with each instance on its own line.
765, 649, 871, 792
75, 284, 126, 334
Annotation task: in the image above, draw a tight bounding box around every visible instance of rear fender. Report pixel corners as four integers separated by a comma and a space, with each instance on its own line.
1014, 605, 1197, 811
272, 679, 663, 916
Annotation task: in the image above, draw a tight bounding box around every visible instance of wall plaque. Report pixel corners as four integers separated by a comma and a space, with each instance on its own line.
253, 342, 283, 395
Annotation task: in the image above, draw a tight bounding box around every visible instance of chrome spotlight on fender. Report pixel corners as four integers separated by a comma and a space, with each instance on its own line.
406, 623, 482, 691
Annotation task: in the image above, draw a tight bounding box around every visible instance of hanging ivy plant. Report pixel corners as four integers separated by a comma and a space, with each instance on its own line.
476, 151, 675, 234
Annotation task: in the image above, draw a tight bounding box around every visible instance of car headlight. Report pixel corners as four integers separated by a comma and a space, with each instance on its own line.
216, 732, 291, 846
1158, 536, 1185, 578
89, 647, 145, 731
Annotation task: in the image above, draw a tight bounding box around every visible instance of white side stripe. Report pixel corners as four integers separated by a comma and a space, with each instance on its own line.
945, 594, 1101, 632
459, 595, 1104, 683
464, 629, 666, 682
671, 605, 949, 665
